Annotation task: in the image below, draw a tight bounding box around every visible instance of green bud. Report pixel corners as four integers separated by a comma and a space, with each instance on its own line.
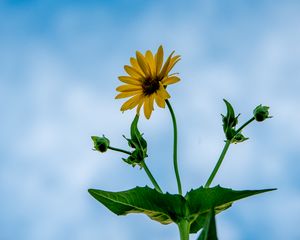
91, 135, 110, 153
231, 133, 249, 144
225, 128, 236, 141
253, 105, 270, 122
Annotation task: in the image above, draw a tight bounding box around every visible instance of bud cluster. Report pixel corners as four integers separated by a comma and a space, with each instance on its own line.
222, 99, 248, 144
122, 115, 148, 167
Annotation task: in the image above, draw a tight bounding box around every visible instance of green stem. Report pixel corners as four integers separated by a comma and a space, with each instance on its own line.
108, 146, 162, 193
140, 161, 163, 193
204, 117, 256, 188
204, 140, 231, 188
235, 117, 255, 134
166, 100, 182, 195
178, 220, 190, 240
108, 146, 132, 155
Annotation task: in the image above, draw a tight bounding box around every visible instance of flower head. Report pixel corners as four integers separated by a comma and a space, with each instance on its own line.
115, 46, 180, 119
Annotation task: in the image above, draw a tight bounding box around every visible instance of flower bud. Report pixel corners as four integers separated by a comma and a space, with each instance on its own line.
231, 133, 249, 144
91, 135, 110, 153
253, 105, 270, 122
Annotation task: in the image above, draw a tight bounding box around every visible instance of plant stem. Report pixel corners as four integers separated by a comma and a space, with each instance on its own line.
140, 161, 163, 193
178, 220, 190, 240
235, 117, 255, 134
204, 140, 231, 188
108, 146, 162, 193
166, 100, 182, 195
108, 146, 131, 155
204, 117, 256, 188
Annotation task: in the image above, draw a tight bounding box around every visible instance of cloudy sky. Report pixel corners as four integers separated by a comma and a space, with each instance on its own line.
1, 0, 300, 239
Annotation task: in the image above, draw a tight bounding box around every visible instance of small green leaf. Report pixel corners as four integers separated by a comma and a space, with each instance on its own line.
197, 208, 218, 240
222, 99, 246, 142
122, 115, 148, 166
88, 186, 186, 224
187, 186, 276, 233
222, 99, 238, 129
130, 115, 147, 149
231, 132, 249, 144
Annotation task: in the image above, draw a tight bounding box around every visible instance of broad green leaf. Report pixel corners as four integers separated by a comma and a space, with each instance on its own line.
88, 186, 186, 224
197, 208, 218, 240
187, 185, 276, 233
89, 185, 275, 232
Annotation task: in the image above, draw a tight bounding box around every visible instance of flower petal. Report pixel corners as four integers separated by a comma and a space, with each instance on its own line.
157, 84, 171, 99
155, 45, 164, 75
167, 55, 181, 73
116, 84, 142, 92
130, 57, 145, 77
136, 101, 143, 115
145, 50, 155, 76
161, 76, 180, 86
155, 92, 166, 108
118, 76, 141, 85
120, 94, 143, 111
124, 65, 143, 78
158, 51, 174, 79
136, 51, 150, 76
115, 90, 142, 99
143, 95, 154, 119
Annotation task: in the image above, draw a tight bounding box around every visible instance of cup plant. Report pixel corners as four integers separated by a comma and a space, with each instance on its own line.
89, 46, 275, 240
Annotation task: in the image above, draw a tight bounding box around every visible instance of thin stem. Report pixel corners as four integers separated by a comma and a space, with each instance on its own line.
166, 100, 182, 195
205, 140, 231, 188
140, 161, 163, 193
108, 146, 162, 193
108, 146, 131, 155
178, 220, 190, 240
235, 117, 255, 134
204, 117, 255, 188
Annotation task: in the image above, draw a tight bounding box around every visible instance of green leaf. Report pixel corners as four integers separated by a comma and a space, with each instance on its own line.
197, 208, 218, 240
222, 99, 238, 128
88, 186, 186, 224
122, 115, 148, 166
187, 186, 276, 233
89, 185, 275, 232
222, 99, 242, 141
130, 114, 147, 149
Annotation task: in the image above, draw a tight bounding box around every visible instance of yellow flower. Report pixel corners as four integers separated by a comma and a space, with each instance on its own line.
115, 45, 181, 119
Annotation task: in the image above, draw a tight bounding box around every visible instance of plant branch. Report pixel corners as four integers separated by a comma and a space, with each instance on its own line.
140, 161, 163, 193
235, 117, 255, 134
108, 146, 132, 155
166, 100, 182, 195
204, 140, 231, 188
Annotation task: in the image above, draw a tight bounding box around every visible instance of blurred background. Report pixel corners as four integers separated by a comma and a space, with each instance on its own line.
1, 0, 300, 239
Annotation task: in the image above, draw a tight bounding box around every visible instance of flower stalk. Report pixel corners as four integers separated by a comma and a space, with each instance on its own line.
204, 140, 231, 188
140, 160, 163, 193
166, 99, 183, 195
107, 146, 131, 155
205, 117, 256, 188
108, 145, 162, 193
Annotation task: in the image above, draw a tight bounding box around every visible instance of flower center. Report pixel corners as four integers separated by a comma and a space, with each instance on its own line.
142, 77, 161, 95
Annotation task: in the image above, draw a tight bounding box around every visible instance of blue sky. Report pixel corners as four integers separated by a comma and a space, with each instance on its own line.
1, 1, 300, 239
